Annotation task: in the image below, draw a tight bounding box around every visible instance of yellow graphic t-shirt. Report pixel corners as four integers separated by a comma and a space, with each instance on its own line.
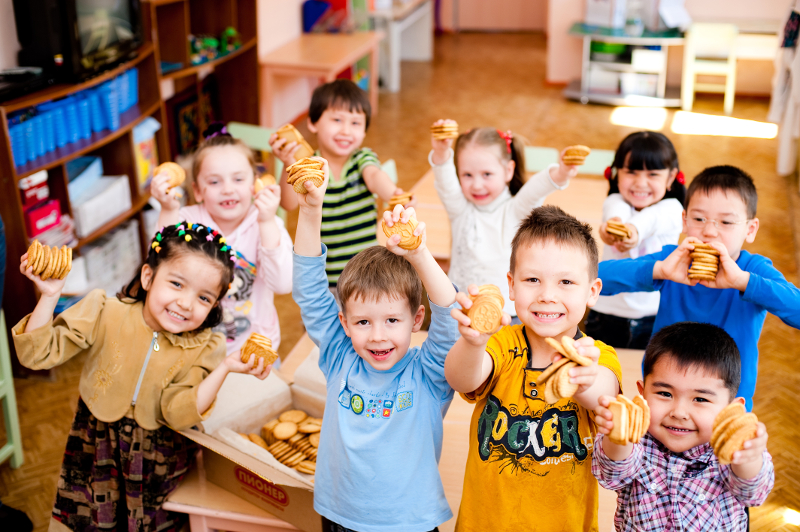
455, 325, 622, 532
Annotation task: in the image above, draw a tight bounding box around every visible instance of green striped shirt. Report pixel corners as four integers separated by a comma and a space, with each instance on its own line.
320, 148, 381, 286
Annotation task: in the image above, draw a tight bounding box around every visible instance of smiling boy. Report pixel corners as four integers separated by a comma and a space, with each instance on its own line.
292, 159, 459, 532
444, 205, 621, 531
598, 165, 800, 410
592, 322, 774, 531
273, 79, 408, 288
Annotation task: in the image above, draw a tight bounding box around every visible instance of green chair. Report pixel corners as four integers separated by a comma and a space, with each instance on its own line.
0, 311, 24, 468
525, 146, 615, 176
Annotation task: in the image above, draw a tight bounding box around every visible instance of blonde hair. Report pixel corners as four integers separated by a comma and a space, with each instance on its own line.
337, 247, 422, 316
192, 135, 259, 183
454, 127, 528, 195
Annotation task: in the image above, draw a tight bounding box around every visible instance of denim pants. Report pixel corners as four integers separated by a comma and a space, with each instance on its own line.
584, 309, 655, 350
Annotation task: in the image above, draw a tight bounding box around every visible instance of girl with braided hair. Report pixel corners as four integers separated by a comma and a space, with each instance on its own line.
14, 222, 270, 532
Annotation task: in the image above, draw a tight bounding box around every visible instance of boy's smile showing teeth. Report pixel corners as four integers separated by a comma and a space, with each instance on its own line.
368, 347, 395, 361
533, 311, 563, 321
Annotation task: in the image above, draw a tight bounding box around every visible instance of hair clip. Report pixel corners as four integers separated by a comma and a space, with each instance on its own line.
676, 170, 685, 184
151, 241, 158, 249
604, 166, 613, 180
496, 129, 512, 154
206, 234, 214, 241
230, 255, 236, 262
219, 237, 226, 244
156, 233, 162, 242
155, 245, 162, 253
176, 223, 183, 230
221, 245, 229, 252
185, 235, 192, 241
179, 230, 186, 236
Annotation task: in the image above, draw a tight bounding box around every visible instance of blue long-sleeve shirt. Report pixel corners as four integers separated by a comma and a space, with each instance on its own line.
293, 245, 458, 532
599, 246, 800, 410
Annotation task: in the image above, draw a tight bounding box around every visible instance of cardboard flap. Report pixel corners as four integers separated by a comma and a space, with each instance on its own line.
202, 372, 293, 434
215, 428, 315, 489
293, 346, 326, 396
181, 427, 312, 491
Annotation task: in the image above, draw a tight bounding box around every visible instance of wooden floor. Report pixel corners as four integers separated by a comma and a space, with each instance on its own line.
2, 32, 800, 530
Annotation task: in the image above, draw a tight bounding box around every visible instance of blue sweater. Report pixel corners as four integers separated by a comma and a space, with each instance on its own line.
599, 246, 800, 410
293, 246, 458, 532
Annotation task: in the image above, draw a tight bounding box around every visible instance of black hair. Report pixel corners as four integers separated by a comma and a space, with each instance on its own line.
685, 165, 758, 219
118, 222, 236, 332
608, 131, 685, 204
309, 79, 372, 130
643, 322, 741, 400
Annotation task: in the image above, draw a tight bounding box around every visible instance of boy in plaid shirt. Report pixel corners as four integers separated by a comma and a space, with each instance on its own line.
592, 322, 773, 531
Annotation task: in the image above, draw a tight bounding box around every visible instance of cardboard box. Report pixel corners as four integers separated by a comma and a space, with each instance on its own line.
71, 176, 132, 238
24, 199, 61, 237
180, 358, 326, 532
18, 169, 50, 207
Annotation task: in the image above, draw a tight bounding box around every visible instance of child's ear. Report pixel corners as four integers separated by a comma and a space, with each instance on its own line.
586, 276, 602, 307
744, 217, 759, 244
140, 264, 154, 291
307, 117, 318, 134
637, 380, 644, 395
505, 159, 515, 184
681, 210, 688, 234
412, 304, 426, 333
507, 271, 516, 301
666, 168, 678, 190
733, 396, 746, 406
338, 311, 352, 337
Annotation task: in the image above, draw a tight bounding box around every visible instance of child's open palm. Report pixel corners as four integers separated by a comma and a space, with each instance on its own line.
225, 351, 272, 380
383, 205, 427, 258
19, 253, 66, 297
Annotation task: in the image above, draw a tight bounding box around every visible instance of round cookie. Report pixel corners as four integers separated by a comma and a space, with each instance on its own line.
273, 421, 299, 440
555, 362, 578, 398
279, 410, 308, 424
382, 216, 422, 250
309, 432, 320, 448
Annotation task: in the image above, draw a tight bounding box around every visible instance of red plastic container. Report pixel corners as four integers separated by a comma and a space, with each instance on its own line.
25, 199, 61, 237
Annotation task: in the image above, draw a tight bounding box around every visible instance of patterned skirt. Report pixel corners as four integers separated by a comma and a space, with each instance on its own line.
52, 398, 196, 532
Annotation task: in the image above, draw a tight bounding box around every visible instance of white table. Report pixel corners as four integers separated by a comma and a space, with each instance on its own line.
369, 0, 434, 92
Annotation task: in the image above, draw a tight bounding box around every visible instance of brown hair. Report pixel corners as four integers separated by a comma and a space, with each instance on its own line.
454, 127, 528, 195
309, 79, 372, 130
192, 135, 259, 185
510, 205, 599, 279
337, 246, 422, 316
685, 165, 758, 219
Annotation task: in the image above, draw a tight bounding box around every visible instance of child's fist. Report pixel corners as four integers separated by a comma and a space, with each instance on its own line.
557, 336, 601, 394
150, 171, 181, 211
731, 421, 768, 466
450, 285, 511, 345
430, 119, 456, 163
20, 252, 66, 297
269, 133, 301, 166
594, 395, 617, 435
295, 157, 329, 210
551, 147, 580, 186
255, 183, 281, 223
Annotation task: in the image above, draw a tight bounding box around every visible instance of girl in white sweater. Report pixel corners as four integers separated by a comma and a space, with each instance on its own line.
429, 122, 576, 321
586, 131, 686, 348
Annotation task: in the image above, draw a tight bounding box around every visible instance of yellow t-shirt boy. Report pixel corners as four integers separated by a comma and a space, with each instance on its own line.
445, 205, 622, 531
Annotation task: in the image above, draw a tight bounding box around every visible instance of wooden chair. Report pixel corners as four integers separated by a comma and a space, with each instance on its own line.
0, 311, 24, 469
681, 23, 739, 115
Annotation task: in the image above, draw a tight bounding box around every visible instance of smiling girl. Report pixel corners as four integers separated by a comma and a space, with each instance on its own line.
14, 223, 271, 531
152, 124, 292, 353
429, 122, 576, 321
586, 131, 686, 349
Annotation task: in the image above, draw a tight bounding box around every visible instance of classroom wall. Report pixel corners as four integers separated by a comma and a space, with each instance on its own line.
545, 0, 791, 95
257, 0, 315, 127
0, 0, 21, 70
438, 0, 547, 31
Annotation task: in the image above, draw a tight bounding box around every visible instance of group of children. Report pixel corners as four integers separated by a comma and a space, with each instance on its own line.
10, 78, 799, 531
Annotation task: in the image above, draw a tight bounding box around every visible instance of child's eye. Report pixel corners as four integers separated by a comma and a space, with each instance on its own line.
526, 277, 539, 283
656, 391, 672, 398
171, 281, 182, 288
387, 318, 398, 324
692, 217, 706, 224
199, 295, 211, 303
720, 220, 737, 226
694, 397, 710, 403
357, 320, 369, 326
561, 279, 574, 285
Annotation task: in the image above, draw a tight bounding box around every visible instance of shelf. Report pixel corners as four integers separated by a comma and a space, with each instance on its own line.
12, 101, 161, 180
0, 44, 155, 113
160, 38, 257, 80
569, 23, 684, 46
589, 60, 638, 73
76, 193, 151, 248
563, 80, 681, 107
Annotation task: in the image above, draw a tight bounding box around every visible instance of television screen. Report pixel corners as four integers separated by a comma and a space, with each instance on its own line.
76, 0, 135, 56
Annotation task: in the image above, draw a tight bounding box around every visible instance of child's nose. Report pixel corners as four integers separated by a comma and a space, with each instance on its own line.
536, 286, 558, 304
370, 324, 387, 341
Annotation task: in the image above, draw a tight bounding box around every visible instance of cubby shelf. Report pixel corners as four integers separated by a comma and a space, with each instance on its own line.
160, 38, 257, 80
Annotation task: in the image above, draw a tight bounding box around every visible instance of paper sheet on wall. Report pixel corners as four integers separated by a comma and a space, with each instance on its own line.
659, 0, 692, 31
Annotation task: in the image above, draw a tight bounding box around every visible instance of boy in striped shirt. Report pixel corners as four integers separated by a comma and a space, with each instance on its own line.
272, 79, 408, 290
592, 322, 773, 531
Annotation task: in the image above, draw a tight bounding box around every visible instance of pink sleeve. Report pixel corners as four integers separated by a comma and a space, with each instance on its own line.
257, 218, 294, 295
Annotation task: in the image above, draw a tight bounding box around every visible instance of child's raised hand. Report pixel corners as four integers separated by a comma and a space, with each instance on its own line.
731, 421, 768, 468
555, 335, 601, 395
383, 205, 426, 257
696, 241, 750, 292
268, 133, 301, 167
613, 224, 639, 253
653, 236, 697, 285
225, 351, 272, 380
430, 119, 455, 165
295, 157, 329, 211
150, 171, 181, 212
450, 285, 511, 346
551, 147, 580, 186
594, 395, 617, 435
19, 252, 66, 297
255, 183, 281, 223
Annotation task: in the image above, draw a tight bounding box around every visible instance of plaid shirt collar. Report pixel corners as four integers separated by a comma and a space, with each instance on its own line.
645, 433, 714, 465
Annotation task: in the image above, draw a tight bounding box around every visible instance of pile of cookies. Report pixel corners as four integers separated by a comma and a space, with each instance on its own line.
240, 333, 279, 367
243, 409, 320, 475
156, 162, 186, 198
388, 192, 413, 211
538, 336, 592, 403
25, 240, 72, 281
254, 174, 277, 193
431, 120, 459, 140
382, 213, 421, 251
606, 220, 632, 240
711, 402, 758, 465
607, 394, 650, 445
562, 145, 591, 166
276, 123, 314, 160
688, 242, 720, 281
286, 158, 325, 193
461, 285, 504, 334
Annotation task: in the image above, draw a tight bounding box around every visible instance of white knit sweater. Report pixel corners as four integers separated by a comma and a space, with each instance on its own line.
431, 150, 566, 316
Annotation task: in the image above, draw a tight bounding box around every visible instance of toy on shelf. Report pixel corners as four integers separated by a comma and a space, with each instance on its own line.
189, 35, 220, 66
221, 27, 242, 54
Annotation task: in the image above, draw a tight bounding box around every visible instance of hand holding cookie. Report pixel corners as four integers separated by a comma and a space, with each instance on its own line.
711, 401, 767, 476
554, 146, 589, 185
226, 349, 272, 380
20, 240, 72, 296
653, 236, 698, 285
293, 157, 329, 210
254, 182, 281, 224
431, 119, 458, 164
383, 205, 425, 254
451, 284, 510, 344
269, 133, 302, 167
150, 171, 182, 211
547, 335, 600, 396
